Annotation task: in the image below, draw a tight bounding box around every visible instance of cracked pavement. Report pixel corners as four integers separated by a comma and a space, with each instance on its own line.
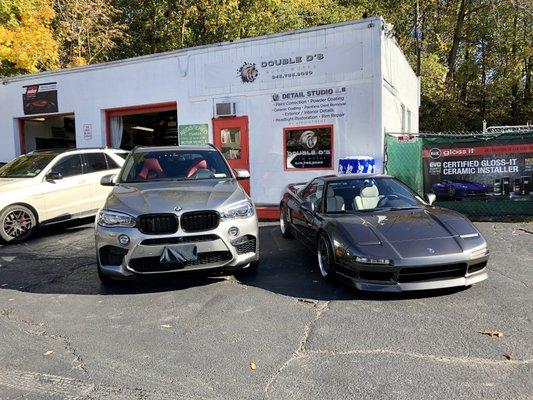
0, 219, 532, 399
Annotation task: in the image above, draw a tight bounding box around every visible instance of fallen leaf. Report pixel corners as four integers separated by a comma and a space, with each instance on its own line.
160, 324, 171, 329
503, 352, 513, 360
250, 362, 257, 370
479, 329, 503, 338
43, 350, 54, 357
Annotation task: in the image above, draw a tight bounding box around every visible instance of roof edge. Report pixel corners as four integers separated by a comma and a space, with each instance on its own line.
2, 16, 383, 84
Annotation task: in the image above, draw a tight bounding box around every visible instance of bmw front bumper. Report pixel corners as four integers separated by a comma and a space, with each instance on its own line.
95, 215, 259, 277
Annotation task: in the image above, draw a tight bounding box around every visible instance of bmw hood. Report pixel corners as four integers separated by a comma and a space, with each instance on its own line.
335, 208, 482, 259
105, 179, 247, 216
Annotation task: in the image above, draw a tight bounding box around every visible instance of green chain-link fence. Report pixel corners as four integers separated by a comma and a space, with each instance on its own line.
385, 129, 533, 219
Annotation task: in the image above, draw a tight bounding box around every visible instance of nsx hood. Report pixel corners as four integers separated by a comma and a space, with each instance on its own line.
333, 208, 482, 259
105, 179, 246, 216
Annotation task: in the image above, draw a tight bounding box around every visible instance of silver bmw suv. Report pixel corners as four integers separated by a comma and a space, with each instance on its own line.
95, 145, 259, 283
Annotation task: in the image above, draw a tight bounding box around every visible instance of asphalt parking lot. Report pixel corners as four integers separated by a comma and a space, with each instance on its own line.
0, 220, 532, 400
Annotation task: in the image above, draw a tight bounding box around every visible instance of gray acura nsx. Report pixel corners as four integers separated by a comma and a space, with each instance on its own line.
279, 174, 489, 292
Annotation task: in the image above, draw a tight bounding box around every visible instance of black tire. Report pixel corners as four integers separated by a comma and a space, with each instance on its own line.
234, 259, 260, 277
317, 233, 336, 282
0, 204, 37, 243
279, 205, 293, 239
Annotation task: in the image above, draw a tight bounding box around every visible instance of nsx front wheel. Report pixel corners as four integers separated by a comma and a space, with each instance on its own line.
317, 233, 336, 281
279, 205, 293, 239
0, 205, 37, 243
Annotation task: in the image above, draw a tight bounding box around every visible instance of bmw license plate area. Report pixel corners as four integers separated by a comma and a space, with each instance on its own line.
159, 244, 198, 267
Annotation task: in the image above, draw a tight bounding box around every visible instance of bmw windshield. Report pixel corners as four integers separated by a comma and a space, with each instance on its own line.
0, 152, 58, 178
325, 178, 424, 213
120, 149, 233, 183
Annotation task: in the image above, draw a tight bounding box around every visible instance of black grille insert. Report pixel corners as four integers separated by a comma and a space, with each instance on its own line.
138, 214, 178, 234
358, 270, 395, 282
398, 263, 467, 283
468, 261, 487, 274
99, 245, 128, 266
141, 235, 219, 246
181, 211, 219, 232
129, 251, 232, 273
231, 235, 257, 255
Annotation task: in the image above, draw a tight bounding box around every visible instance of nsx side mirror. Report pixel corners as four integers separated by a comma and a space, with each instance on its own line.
425, 193, 436, 206
101, 174, 117, 187
301, 200, 315, 213
234, 168, 250, 180
46, 172, 63, 181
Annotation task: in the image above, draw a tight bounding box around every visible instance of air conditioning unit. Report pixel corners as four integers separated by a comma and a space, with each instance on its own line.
215, 102, 236, 117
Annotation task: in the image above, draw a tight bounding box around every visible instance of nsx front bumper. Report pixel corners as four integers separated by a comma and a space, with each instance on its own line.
335, 255, 489, 292
95, 216, 259, 277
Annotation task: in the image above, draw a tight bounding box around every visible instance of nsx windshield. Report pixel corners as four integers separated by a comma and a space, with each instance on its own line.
0, 152, 58, 178
325, 178, 422, 213
120, 149, 232, 183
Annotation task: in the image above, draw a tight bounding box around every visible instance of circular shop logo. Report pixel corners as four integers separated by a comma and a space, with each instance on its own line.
238, 62, 258, 83
272, 93, 280, 102
299, 130, 318, 149
429, 148, 441, 159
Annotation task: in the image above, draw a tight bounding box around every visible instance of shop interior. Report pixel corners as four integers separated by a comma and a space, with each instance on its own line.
109, 110, 178, 150
20, 115, 76, 153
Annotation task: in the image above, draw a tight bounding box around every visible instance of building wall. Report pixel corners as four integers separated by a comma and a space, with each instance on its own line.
381, 30, 420, 136
0, 17, 418, 204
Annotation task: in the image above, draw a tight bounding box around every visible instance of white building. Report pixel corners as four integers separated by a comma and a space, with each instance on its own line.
0, 16, 419, 208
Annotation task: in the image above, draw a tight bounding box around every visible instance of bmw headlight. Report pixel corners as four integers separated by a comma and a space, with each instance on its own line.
220, 201, 255, 220
98, 210, 136, 228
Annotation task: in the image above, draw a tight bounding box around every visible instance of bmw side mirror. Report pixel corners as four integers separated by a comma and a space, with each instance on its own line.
101, 174, 117, 187
234, 168, 250, 180
425, 193, 436, 206
46, 172, 63, 181
301, 200, 315, 213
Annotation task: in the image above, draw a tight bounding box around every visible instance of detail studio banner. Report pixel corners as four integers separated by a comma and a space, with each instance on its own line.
22, 82, 58, 115
422, 140, 533, 199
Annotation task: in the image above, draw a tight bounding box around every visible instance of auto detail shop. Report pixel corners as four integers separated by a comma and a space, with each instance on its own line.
0, 16, 419, 208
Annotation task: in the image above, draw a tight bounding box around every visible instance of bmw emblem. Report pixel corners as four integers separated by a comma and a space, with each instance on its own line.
427, 247, 436, 254
174, 205, 182, 212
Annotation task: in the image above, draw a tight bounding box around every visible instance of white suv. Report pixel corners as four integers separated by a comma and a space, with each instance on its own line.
0, 148, 128, 242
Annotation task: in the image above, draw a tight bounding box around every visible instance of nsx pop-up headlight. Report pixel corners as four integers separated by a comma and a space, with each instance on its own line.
98, 210, 136, 228
470, 244, 488, 260
220, 201, 255, 220
355, 256, 392, 265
